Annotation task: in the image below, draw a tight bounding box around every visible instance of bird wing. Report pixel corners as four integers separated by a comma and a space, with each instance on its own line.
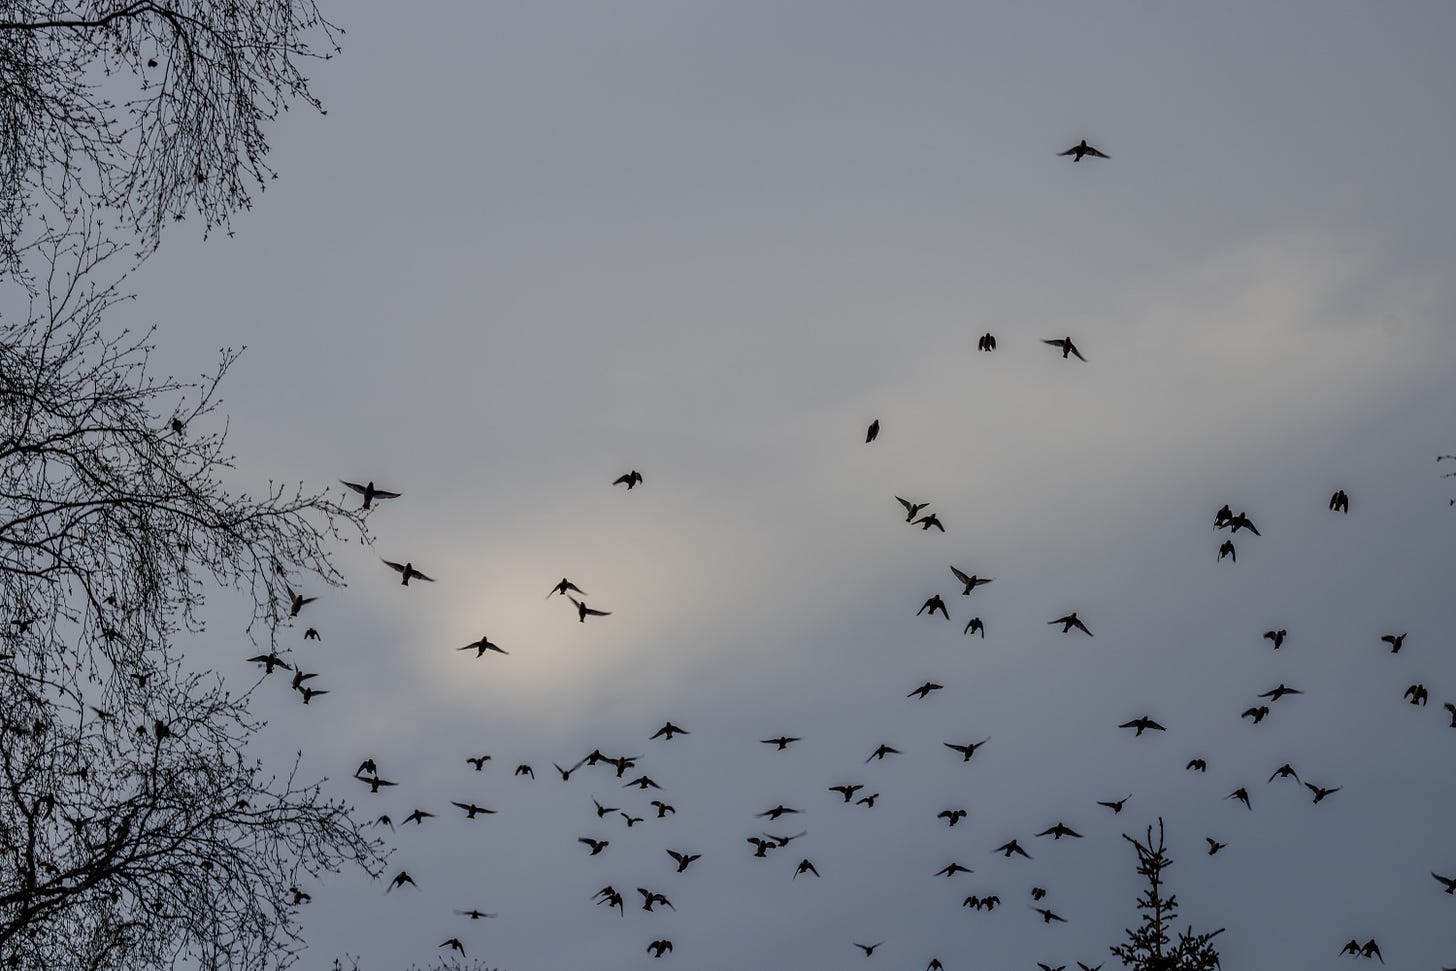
1069, 343, 1087, 361
340, 481, 366, 494
1084, 145, 1109, 158
950, 565, 972, 585
372, 489, 401, 499
584, 607, 611, 616
382, 560, 405, 573
411, 569, 435, 582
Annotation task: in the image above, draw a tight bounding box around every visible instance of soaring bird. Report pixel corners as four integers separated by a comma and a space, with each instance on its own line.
1222, 511, 1260, 535
866, 419, 880, 443
651, 722, 690, 740
303, 627, 321, 641
1033, 907, 1068, 924
1267, 763, 1300, 784
515, 764, 535, 779
856, 792, 881, 808
978, 332, 996, 352
382, 559, 434, 585
1241, 706, 1270, 725
762, 736, 802, 750
1432, 872, 1456, 894
1330, 489, 1349, 513
638, 888, 675, 911
994, 839, 1032, 859
284, 584, 316, 618
459, 635, 507, 657
1306, 783, 1341, 804
593, 799, 620, 818
547, 577, 587, 599
667, 850, 701, 873
963, 616, 985, 638
455, 909, 497, 919
938, 809, 968, 827
1037, 822, 1083, 840
578, 837, 610, 855
1226, 788, 1252, 811
935, 862, 974, 878
915, 513, 946, 532
1049, 612, 1093, 636
1259, 684, 1303, 702
404, 809, 435, 825
386, 871, 416, 892
908, 681, 944, 700
1404, 684, 1429, 706
613, 470, 644, 489
896, 497, 932, 522
1059, 139, 1109, 161
830, 784, 865, 803
1042, 337, 1087, 361
853, 942, 885, 957
1098, 795, 1132, 814
756, 805, 801, 820
1264, 629, 1287, 649
950, 567, 994, 596
340, 480, 400, 510
299, 686, 328, 705
1206, 838, 1227, 856
247, 653, 292, 675
567, 596, 611, 622
1187, 758, 1208, 773
647, 940, 673, 958
1218, 540, 1236, 563
794, 858, 820, 879
1120, 717, 1165, 736
866, 744, 900, 762
944, 739, 990, 762
747, 837, 776, 858
466, 755, 491, 771
1214, 504, 1233, 528
1381, 633, 1406, 654
439, 939, 465, 956
918, 595, 950, 620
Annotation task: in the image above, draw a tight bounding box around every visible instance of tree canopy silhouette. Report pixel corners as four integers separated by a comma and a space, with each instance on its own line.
0, 0, 340, 267
1110, 819, 1224, 971
0, 216, 384, 968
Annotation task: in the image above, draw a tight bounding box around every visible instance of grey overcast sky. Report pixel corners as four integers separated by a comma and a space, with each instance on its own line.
116, 1, 1456, 968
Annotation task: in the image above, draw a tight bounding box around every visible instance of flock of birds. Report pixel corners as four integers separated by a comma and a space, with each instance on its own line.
238, 139, 1456, 970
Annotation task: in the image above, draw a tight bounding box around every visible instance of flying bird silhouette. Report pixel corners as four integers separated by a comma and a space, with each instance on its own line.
547, 577, 587, 599
896, 497, 931, 522
866, 419, 880, 443
340, 480, 400, 509
613, 470, 643, 489
459, 635, 507, 657
567, 596, 611, 622
1049, 612, 1093, 636
1059, 139, 1110, 161
978, 332, 996, 351
1042, 337, 1087, 361
950, 567, 993, 595
382, 559, 433, 585
994, 839, 1032, 859
918, 595, 950, 620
